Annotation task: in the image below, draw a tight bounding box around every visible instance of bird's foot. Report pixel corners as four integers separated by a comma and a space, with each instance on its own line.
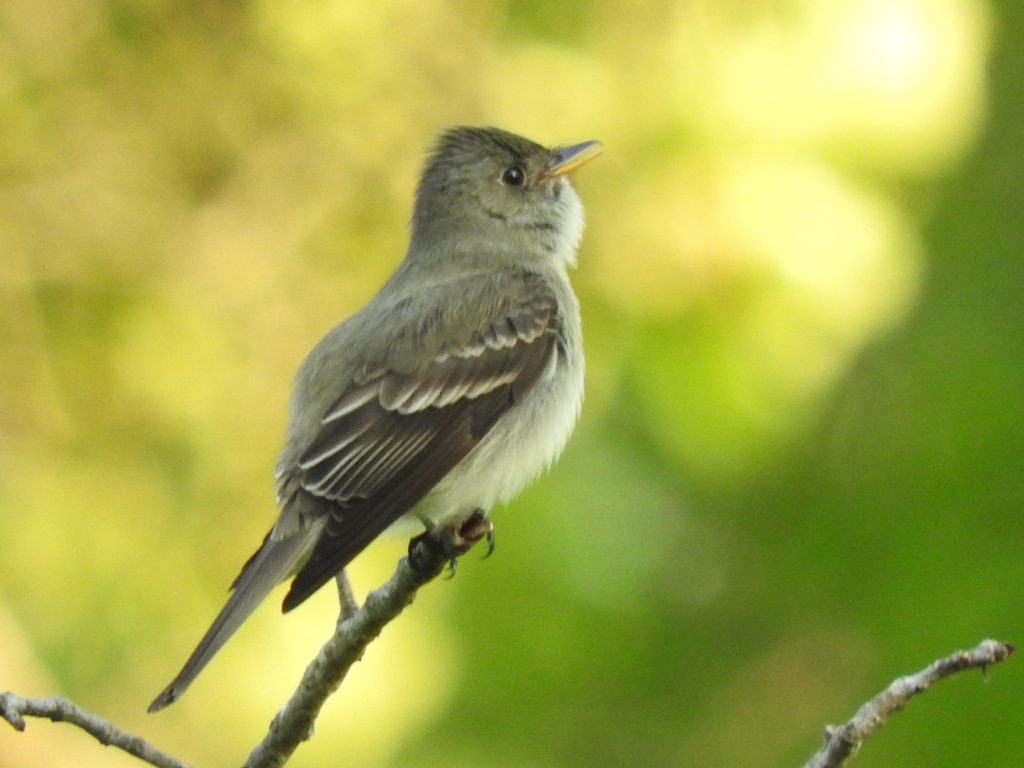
408, 509, 493, 577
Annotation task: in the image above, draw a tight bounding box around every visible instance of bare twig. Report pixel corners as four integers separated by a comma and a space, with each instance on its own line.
242, 512, 491, 768
802, 638, 1015, 768
0, 515, 488, 768
0, 692, 190, 768
4, 527, 1008, 768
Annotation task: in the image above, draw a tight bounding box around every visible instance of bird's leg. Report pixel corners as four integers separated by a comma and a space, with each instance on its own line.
334, 569, 359, 627
407, 509, 494, 577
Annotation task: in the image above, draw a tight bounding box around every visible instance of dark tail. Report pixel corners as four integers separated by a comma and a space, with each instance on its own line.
147, 530, 316, 712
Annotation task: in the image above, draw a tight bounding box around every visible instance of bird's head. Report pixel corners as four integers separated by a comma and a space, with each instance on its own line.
410, 126, 601, 268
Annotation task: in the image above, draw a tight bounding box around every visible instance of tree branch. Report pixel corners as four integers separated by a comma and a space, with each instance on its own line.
0, 692, 190, 768
1, 529, 1010, 768
242, 511, 492, 768
802, 638, 1015, 768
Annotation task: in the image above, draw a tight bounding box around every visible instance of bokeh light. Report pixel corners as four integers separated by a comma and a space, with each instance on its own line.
2, 1, 1020, 766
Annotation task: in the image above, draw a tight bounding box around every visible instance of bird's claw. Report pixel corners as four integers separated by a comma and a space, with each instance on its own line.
457, 509, 494, 554
444, 557, 458, 579
482, 524, 496, 559
407, 509, 494, 577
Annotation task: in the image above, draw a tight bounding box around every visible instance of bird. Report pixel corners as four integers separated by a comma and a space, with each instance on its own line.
148, 126, 601, 712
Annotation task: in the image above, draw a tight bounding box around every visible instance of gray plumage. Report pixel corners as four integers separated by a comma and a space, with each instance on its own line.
148, 126, 600, 712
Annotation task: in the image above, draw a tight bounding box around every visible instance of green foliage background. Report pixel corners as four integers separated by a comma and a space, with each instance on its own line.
1, 0, 1021, 766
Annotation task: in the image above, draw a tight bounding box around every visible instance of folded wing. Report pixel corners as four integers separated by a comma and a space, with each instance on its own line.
281, 272, 561, 610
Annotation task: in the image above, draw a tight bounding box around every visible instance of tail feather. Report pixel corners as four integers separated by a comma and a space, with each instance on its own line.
148, 529, 317, 713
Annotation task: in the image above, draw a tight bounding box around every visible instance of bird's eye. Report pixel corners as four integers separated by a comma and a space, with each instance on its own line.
501, 166, 526, 187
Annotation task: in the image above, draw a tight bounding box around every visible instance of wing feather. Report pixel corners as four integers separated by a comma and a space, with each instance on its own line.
279, 271, 562, 610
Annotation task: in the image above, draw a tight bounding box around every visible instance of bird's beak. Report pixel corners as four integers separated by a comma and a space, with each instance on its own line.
541, 140, 603, 180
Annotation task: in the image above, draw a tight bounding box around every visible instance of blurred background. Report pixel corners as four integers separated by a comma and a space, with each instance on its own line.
1, 0, 1021, 766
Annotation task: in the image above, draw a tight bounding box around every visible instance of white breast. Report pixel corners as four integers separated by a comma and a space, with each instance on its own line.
406, 273, 584, 529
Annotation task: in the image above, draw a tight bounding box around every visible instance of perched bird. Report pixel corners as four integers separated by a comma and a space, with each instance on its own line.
148, 126, 601, 712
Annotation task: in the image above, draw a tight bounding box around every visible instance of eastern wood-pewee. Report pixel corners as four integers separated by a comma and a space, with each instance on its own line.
148, 126, 601, 711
